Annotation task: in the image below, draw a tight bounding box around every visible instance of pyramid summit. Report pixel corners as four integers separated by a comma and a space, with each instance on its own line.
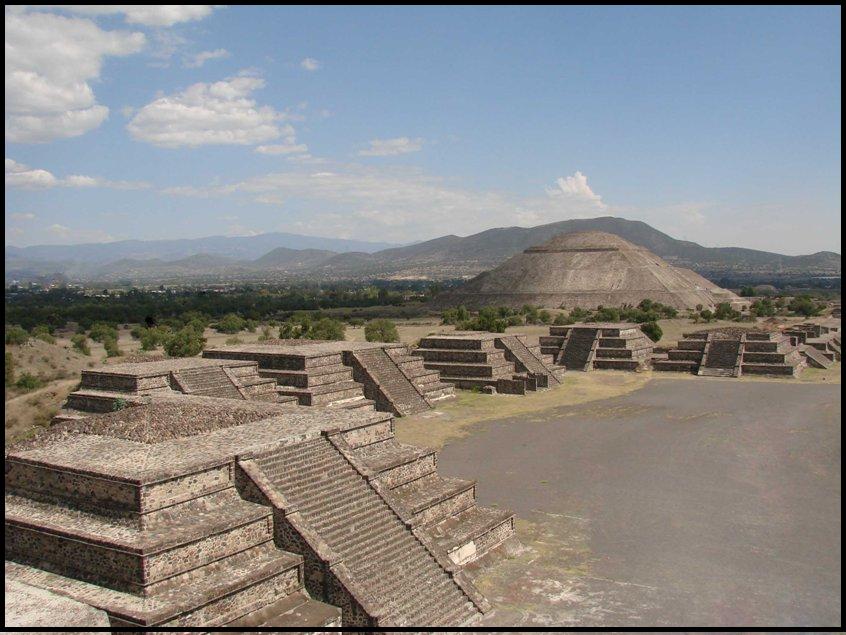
434, 231, 741, 310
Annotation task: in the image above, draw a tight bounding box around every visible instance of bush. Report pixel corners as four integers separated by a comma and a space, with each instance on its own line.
788, 295, 825, 317
164, 326, 206, 357
5, 325, 30, 345
5, 352, 15, 386
214, 313, 246, 334
594, 307, 621, 322
348, 318, 366, 327
309, 318, 346, 341
226, 336, 243, 345
568, 307, 591, 322
364, 319, 400, 343
538, 310, 553, 325
714, 302, 740, 321
700, 309, 714, 322
31, 325, 55, 344
641, 321, 663, 342
441, 306, 470, 325
71, 334, 91, 355
140, 326, 169, 351
89, 322, 118, 343
258, 326, 273, 341
15, 372, 43, 391
103, 337, 122, 358
750, 298, 776, 317
740, 286, 756, 297
553, 313, 573, 326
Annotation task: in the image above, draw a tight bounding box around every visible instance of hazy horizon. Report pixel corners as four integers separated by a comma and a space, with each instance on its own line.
5, 6, 842, 255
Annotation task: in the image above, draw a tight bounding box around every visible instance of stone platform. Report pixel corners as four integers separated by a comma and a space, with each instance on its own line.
6, 392, 511, 628
55, 357, 286, 424
203, 340, 455, 417
413, 332, 564, 394
652, 329, 805, 377
539, 323, 654, 372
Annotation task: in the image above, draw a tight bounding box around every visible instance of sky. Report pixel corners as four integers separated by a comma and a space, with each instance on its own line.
4, 5, 842, 255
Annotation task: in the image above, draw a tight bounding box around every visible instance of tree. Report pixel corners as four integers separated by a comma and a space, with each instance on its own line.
700, 309, 714, 322
164, 327, 206, 357
309, 318, 346, 341
89, 322, 118, 343
740, 286, 756, 297
788, 295, 824, 317
640, 321, 663, 342
103, 337, 122, 358
214, 313, 246, 334
5, 352, 15, 386
364, 319, 400, 342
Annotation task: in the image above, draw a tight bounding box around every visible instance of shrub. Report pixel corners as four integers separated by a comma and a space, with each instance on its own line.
5, 352, 15, 386
739, 286, 756, 297
5, 325, 30, 345
226, 336, 243, 345
15, 372, 43, 391
553, 313, 573, 326
258, 326, 273, 341
641, 321, 663, 342
538, 310, 553, 325
788, 295, 825, 317
442, 306, 470, 325
71, 334, 91, 355
140, 327, 169, 351
750, 298, 776, 317
714, 302, 740, 321
568, 307, 591, 322
594, 307, 621, 322
112, 398, 127, 411
31, 325, 55, 344
214, 313, 246, 334
103, 337, 122, 358
700, 309, 714, 322
364, 319, 400, 343
309, 318, 346, 341
164, 327, 206, 357
89, 322, 118, 343
348, 318, 366, 327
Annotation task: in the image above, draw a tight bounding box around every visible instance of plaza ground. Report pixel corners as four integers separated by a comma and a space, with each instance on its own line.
396, 375, 841, 627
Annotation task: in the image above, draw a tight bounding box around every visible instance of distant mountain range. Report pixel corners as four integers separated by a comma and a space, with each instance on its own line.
5, 217, 840, 285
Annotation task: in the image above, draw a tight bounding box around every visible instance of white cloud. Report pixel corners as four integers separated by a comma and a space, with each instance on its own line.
127, 75, 290, 148
5, 11, 146, 143
545, 171, 606, 208
41, 5, 218, 27
9, 212, 37, 221
5, 158, 150, 190
359, 137, 425, 157
46, 223, 115, 243
254, 124, 308, 155
161, 166, 609, 242
184, 48, 230, 68
300, 57, 321, 71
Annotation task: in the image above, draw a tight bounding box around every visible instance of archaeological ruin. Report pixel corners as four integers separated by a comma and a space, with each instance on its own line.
539, 323, 655, 372
6, 390, 514, 628
433, 231, 743, 311
413, 332, 566, 393
652, 328, 806, 377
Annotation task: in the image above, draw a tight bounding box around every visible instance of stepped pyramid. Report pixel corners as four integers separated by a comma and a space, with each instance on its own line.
6, 392, 510, 628
434, 231, 740, 310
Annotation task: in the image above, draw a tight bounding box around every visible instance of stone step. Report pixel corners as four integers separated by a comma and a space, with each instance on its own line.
327, 397, 376, 411
426, 505, 515, 566
420, 361, 513, 378
222, 589, 341, 629
413, 348, 507, 363
392, 474, 476, 526
652, 359, 699, 373
276, 381, 364, 406
260, 368, 353, 388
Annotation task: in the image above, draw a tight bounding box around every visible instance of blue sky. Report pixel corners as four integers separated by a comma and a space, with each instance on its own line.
5, 5, 841, 254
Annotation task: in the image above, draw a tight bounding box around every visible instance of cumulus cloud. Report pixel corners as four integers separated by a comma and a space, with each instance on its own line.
254, 124, 308, 155
5, 11, 146, 143
127, 75, 290, 148
359, 137, 425, 157
40, 5, 218, 27
300, 57, 321, 71
545, 171, 606, 208
184, 48, 230, 68
5, 158, 149, 190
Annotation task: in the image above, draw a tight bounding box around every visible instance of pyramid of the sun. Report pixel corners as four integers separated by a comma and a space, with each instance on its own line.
434, 231, 740, 310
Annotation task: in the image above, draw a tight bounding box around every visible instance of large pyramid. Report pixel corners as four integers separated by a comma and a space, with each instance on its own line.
433, 231, 740, 310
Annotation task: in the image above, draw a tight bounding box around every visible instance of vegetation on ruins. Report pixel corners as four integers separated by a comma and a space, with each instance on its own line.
30, 325, 55, 344
278, 314, 346, 341
5, 325, 29, 345
5, 352, 15, 386
364, 319, 400, 343
70, 334, 91, 356
163, 326, 206, 357
15, 372, 44, 391
640, 321, 663, 342
788, 294, 826, 317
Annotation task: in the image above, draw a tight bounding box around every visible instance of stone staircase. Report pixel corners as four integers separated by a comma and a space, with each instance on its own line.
496, 335, 563, 386
242, 437, 485, 627
5, 454, 339, 629
172, 365, 244, 400
698, 337, 742, 377
384, 346, 456, 405
557, 327, 599, 371
347, 347, 432, 416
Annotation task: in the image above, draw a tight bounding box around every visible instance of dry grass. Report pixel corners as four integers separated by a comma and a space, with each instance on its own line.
395, 371, 652, 451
